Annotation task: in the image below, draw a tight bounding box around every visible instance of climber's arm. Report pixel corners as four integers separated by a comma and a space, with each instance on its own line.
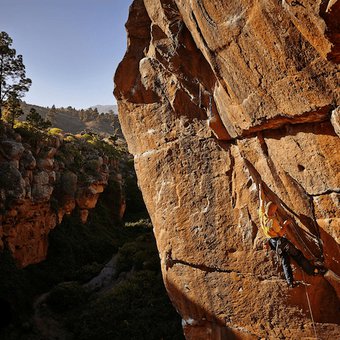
281, 219, 292, 235
283, 219, 292, 228
258, 183, 266, 209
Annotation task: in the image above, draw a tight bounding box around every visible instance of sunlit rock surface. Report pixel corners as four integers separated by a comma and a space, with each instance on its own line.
114, 0, 340, 338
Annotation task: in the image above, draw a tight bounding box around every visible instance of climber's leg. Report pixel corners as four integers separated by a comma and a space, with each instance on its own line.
268, 237, 278, 251
269, 238, 294, 286
281, 251, 294, 287
282, 238, 315, 275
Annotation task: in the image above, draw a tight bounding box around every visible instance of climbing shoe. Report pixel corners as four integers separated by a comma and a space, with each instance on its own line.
287, 281, 295, 288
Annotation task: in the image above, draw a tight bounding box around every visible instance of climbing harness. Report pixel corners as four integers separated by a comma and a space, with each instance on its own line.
302, 272, 318, 340
274, 239, 281, 254
274, 240, 281, 271
309, 200, 324, 261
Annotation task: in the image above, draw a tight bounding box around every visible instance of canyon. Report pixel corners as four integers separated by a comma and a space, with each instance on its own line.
114, 0, 340, 339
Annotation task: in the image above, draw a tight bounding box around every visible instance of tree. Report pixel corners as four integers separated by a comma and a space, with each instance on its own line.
0, 31, 31, 120
26, 107, 52, 130
46, 104, 57, 122
2, 93, 23, 127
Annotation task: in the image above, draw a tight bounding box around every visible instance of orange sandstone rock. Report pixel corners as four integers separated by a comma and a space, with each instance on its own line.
114, 0, 340, 338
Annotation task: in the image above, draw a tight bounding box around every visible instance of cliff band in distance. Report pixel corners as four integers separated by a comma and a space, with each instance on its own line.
0, 126, 125, 268
114, 0, 340, 339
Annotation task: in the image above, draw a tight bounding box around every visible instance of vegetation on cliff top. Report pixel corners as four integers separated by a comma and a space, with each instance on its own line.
0, 31, 31, 120
20, 102, 122, 138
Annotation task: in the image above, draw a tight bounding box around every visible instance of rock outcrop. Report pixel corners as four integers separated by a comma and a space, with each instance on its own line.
114, 0, 340, 338
0, 125, 125, 267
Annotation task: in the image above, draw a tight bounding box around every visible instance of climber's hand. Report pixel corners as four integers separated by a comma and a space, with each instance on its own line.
263, 240, 270, 250
258, 183, 264, 199
283, 219, 292, 227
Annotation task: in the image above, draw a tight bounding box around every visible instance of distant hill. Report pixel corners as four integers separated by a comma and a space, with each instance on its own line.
20, 102, 123, 138
90, 105, 118, 114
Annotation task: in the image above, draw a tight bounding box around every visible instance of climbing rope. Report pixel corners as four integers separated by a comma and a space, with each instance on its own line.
302, 272, 318, 340
275, 198, 323, 262
198, 83, 202, 108
289, 221, 319, 261
209, 94, 212, 117
309, 199, 324, 261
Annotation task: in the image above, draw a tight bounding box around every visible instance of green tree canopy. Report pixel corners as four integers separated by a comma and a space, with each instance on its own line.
26, 107, 52, 130
0, 31, 31, 119
46, 104, 57, 122
2, 93, 23, 127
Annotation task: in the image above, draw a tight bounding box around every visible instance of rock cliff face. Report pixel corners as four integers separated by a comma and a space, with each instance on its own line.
0, 125, 124, 267
114, 0, 340, 338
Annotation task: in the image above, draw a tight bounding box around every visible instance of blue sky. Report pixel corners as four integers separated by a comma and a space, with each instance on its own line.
0, 0, 132, 109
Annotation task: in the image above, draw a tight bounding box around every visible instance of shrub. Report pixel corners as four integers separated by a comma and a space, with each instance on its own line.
14, 121, 51, 148
74, 262, 104, 283
48, 127, 63, 135
26, 108, 52, 130
72, 271, 184, 340
79, 133, 92, 141
115, 230, 160, 274
125, 219, 153, 229
91, 139, 119, 158
63, 135, 76, 142
46, 282, 90, 313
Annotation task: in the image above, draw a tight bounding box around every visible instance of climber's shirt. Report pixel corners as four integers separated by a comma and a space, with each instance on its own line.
258, 205, 285, 238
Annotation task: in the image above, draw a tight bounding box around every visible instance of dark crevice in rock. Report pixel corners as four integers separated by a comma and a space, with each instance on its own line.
256, 132, 269, 157
310, 188, 340, 196
297, 164, 305, 172
229, 151, 236, 209
169, 257, 311, 285
161, 0, 182, 23
282, 170, 324, 258
197, 0, 216, 28
172, 259, 240, 274
213, 105, 334, 142
320, 0, 340, 63
238, 104, 333, 138
310, 196, 324, 259
166, 252, 240, 274
249, 210, 259, 245
253, 136, 288, 203
288, 1, 306, 9
189, 9, 232, 100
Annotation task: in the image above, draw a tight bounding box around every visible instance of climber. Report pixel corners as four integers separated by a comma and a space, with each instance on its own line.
258, 183, 325, 288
